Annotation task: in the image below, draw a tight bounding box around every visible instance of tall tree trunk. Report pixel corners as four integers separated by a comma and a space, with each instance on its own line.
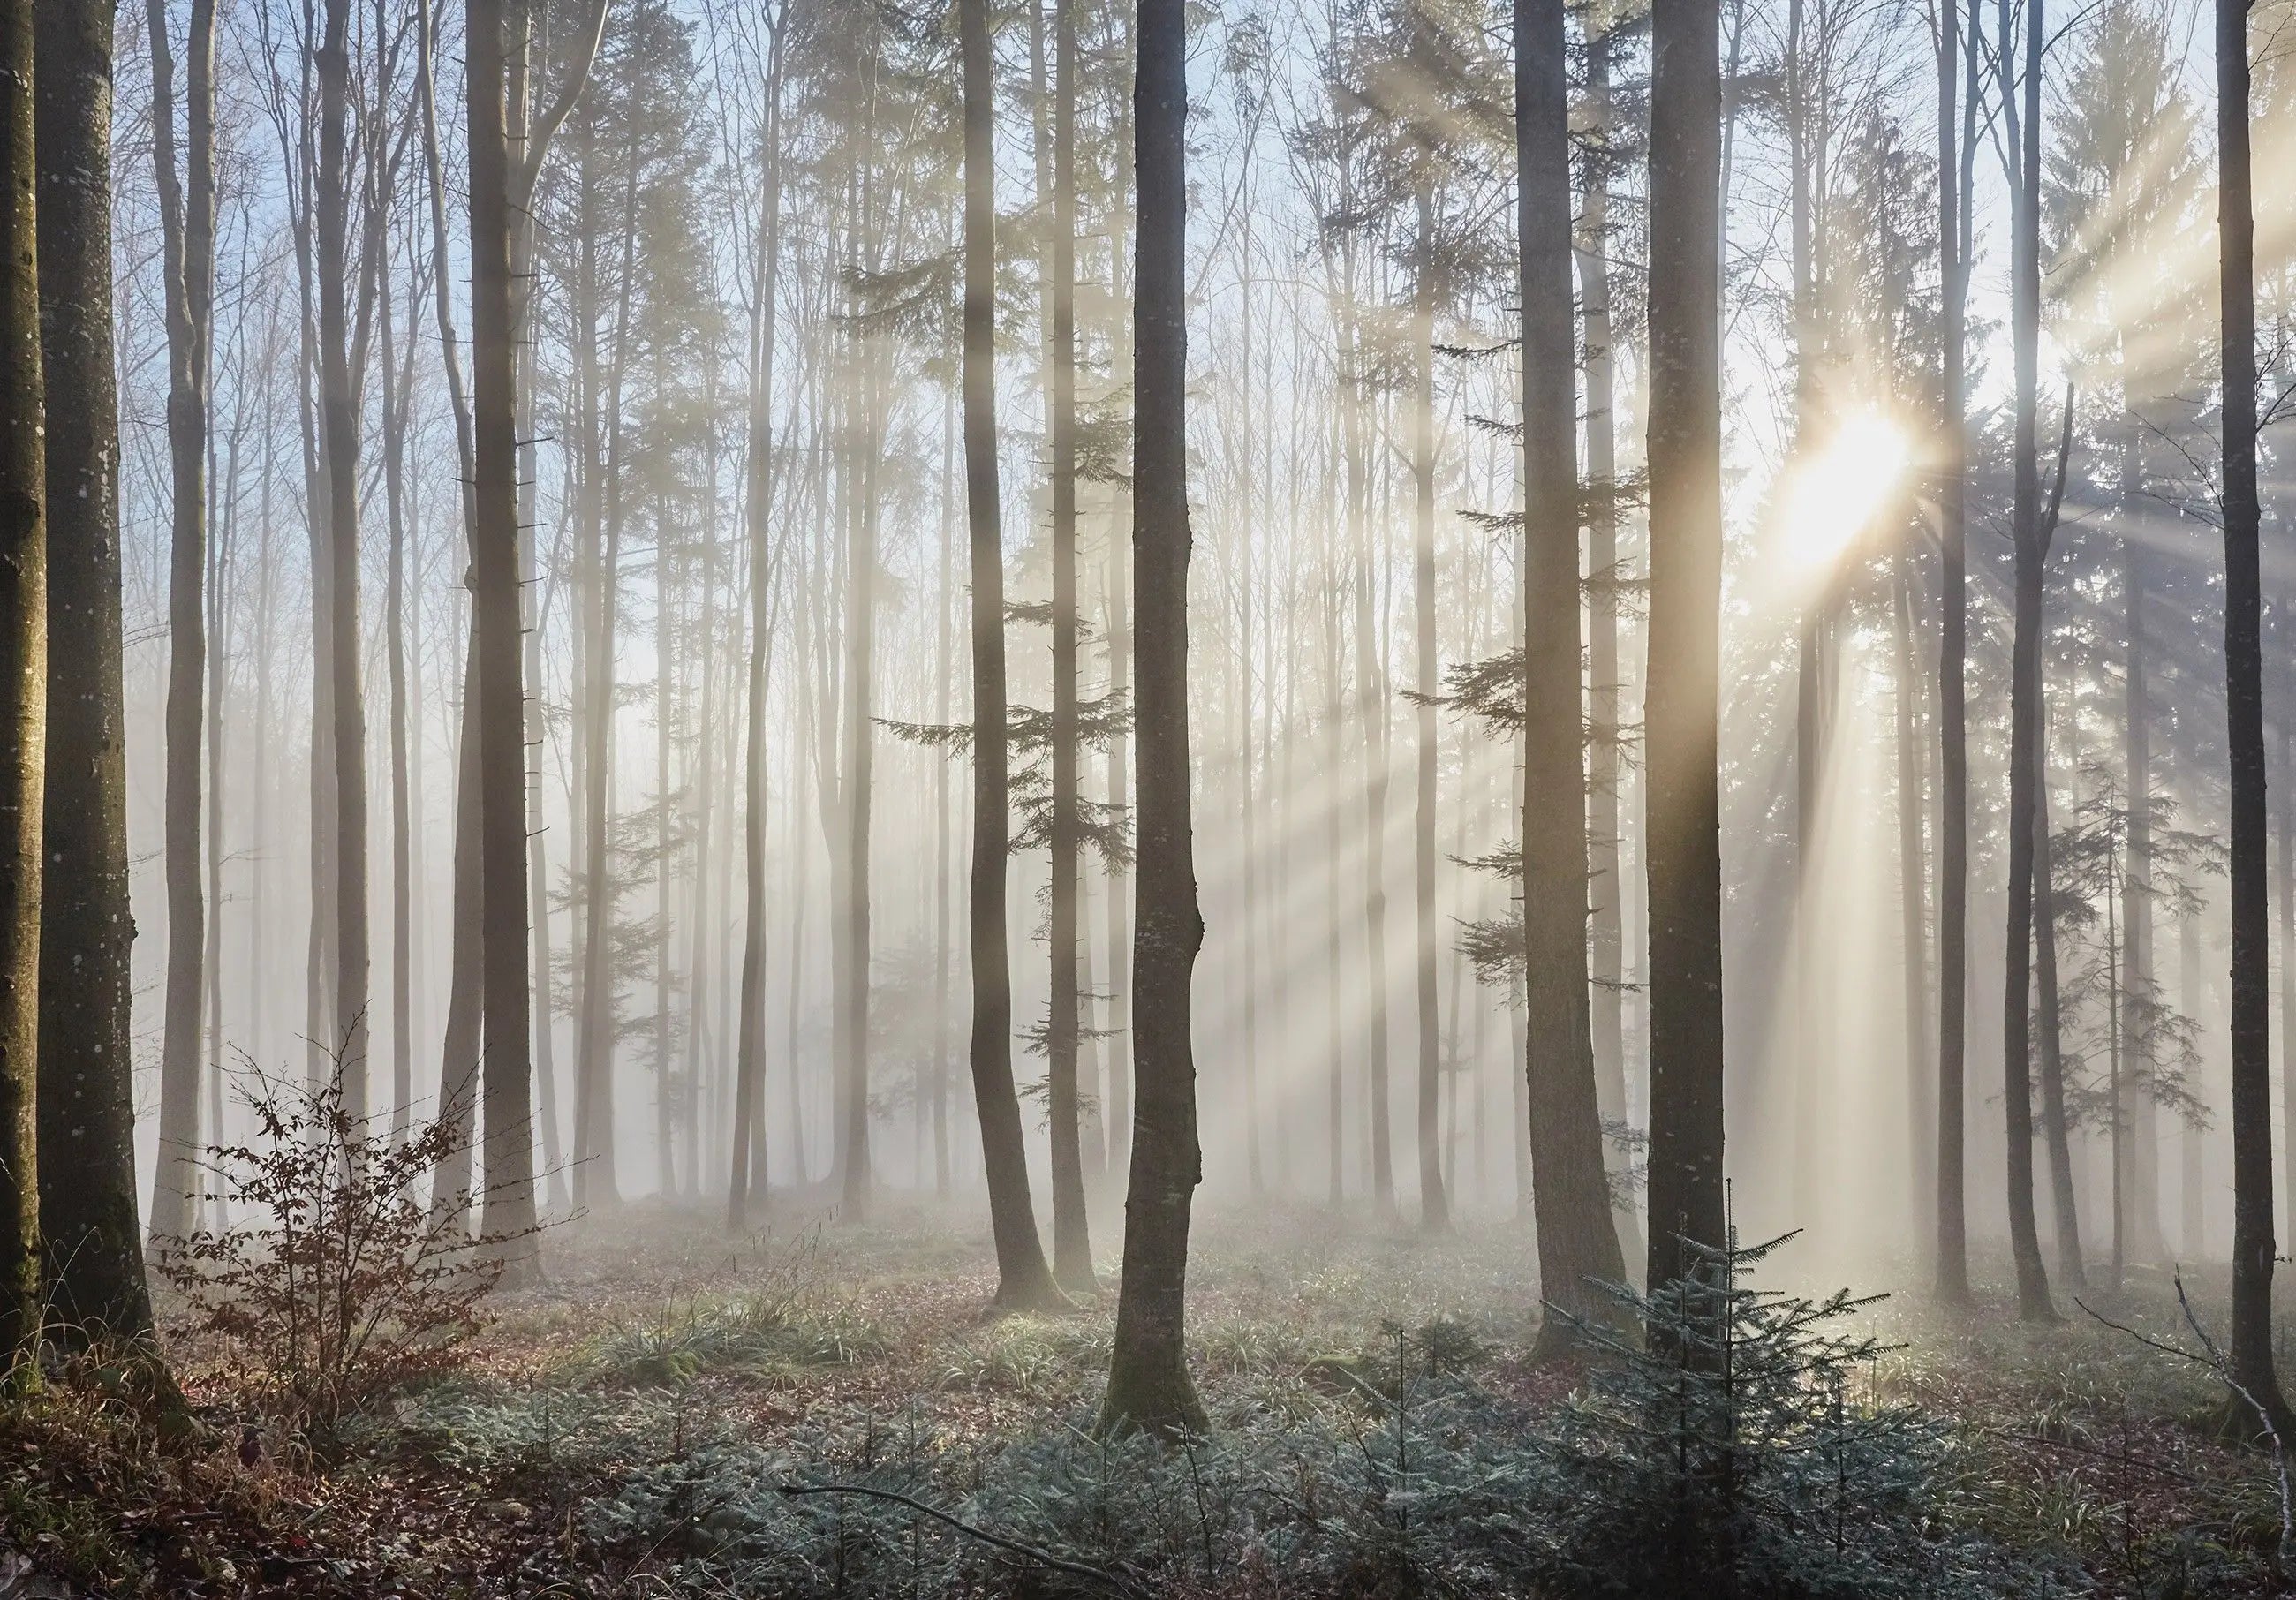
1521, 0, 1622, 1340
1411, 182, 1446, 1234
1046, 0, 1095, 1289
1099, 0, 1202, 1434
382, 245, 414, 1143
36, 0, 154, 1346
1643, 0, 1727, 1297
314, 0, 370, 1119
1933, 0, 1975, 1306
2000, 0, 2057, 1323
1577, 16, 1636, 1258
143, 0, 214, 1249
2123, 535, 2163, 1264
961, 0, 1061, 1309
1891, 557, 1935, 1257
2033, 723, 2085, 1290
469, 0, 543, 1278
0, 0, 42, 1363
2217, 0, 2292, 1435
729, 26, 785, 1230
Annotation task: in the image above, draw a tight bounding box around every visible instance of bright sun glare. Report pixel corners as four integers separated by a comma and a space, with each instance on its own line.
1775, 411, 1913, 571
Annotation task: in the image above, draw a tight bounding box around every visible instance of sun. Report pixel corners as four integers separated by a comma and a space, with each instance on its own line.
1775, 411, 1913, 571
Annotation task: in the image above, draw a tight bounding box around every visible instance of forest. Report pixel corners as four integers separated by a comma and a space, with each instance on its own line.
0, 0, 2293, 1591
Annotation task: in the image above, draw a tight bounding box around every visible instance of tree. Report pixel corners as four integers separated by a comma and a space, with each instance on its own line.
2215, 0, 2293, 1438
962, 0, 1062, 1310
1519, 0, 1623, 1341
0, 0, 42, 1371
143, 0, 215, 1249
1998, 0, 2058, 1324
729, 0, 789, 1232
1099, 0, 1205, 1437
1932, 0, 1975, 1308
1045, 0, 1097, 1290
34, 0, 155, 1348
1642, 0, 1726, 1299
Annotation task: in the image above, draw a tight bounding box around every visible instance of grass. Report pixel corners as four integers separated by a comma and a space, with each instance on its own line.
2, 1198, 2292, 1596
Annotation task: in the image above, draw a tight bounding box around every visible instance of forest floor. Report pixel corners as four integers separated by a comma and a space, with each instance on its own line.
3, 1198, 2291, 1597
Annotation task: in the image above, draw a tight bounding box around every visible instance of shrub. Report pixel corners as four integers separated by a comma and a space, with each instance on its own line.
154, 1055, 536, 1431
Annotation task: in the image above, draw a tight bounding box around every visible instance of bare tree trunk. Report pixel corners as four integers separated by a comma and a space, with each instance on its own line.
1411, 181, 1446, 1234
2000, 0, 2057, 1323
1890, 556, 1935, 1259
36, 0, 155, 1345
1099, 0, 1202, 1433
962, 0, 1061, 1309
1577, 18, 1635, 1257
1643, 0, 1727, 1297
1521, 0, 1622, 1340
729, 25, 786, 1229
1933, 0, 1975, 1307
0, 0, 42, 1361
144, 0, 215, 1249
2033, 723, 2085, 1291
2217, 0, 2292, 1433
1046, 0, 1094, 1288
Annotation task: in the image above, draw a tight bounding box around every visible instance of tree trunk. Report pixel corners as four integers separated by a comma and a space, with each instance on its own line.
729, 29, 785, 1230
1933, 0, 1974, 1307
0, 7, 33, 1342
1521, 0, 1622, 1339
2033, 722, 2085, 1291
35, 0, 154, 1347
1642, 0, 1727, 1298
468, 0, 540, 1278
1099, 0, 1203, 1434
961, 0, 1061, 1309
1046, 0, 1095, 1289
143, 0, 215, 1250
1890, 557, 1935, 1257
2000, 0, 2056, 1323
1411, 182, 1446, 1234
2217, 0, 2292, 1434
0, 0, 42, 1362
1577, 19, 1636, 1258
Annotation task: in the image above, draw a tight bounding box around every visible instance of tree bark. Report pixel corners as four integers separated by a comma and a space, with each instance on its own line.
1411, 181, 1446, 1234
962, 0, 1061, 1309
1046, 0, 1095, 1289
143, 0, 214, 1249
0, 0, 42, 1364
2217, 0, 2292, 1434
1520, 0, 1621, 1340
35, 0, 153, 1347
1933, 0, 1975, 1307
1642, 0, 1727, 1298
729, 21, 786, 1230
1100, 0, 1202, 1434
2000, 0, 2057, 1323
469, 0, 540, 1277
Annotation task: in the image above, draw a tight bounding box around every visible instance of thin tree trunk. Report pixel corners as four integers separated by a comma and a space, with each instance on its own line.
1933, 0, 1975, 1307
1099, 0, 1203, 1433
962, 0, 1061, 1309
729, 23, 786, 1229
1411, 182, 1446, 1234
2033, 721, 2085, 1291
35, 0, 154, 1345
143, 0, 215, 1249
1046, 0, 1095, 1289
2000, 0, 2057, 1323
1891, 556, 1935, 1258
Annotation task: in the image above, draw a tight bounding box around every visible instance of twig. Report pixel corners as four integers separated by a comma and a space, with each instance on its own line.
2074, 1274, 2294, 1568
773, 1482, 1144, 1597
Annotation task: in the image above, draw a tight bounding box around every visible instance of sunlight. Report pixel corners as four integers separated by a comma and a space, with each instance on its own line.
1774, 411, 1914, 571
